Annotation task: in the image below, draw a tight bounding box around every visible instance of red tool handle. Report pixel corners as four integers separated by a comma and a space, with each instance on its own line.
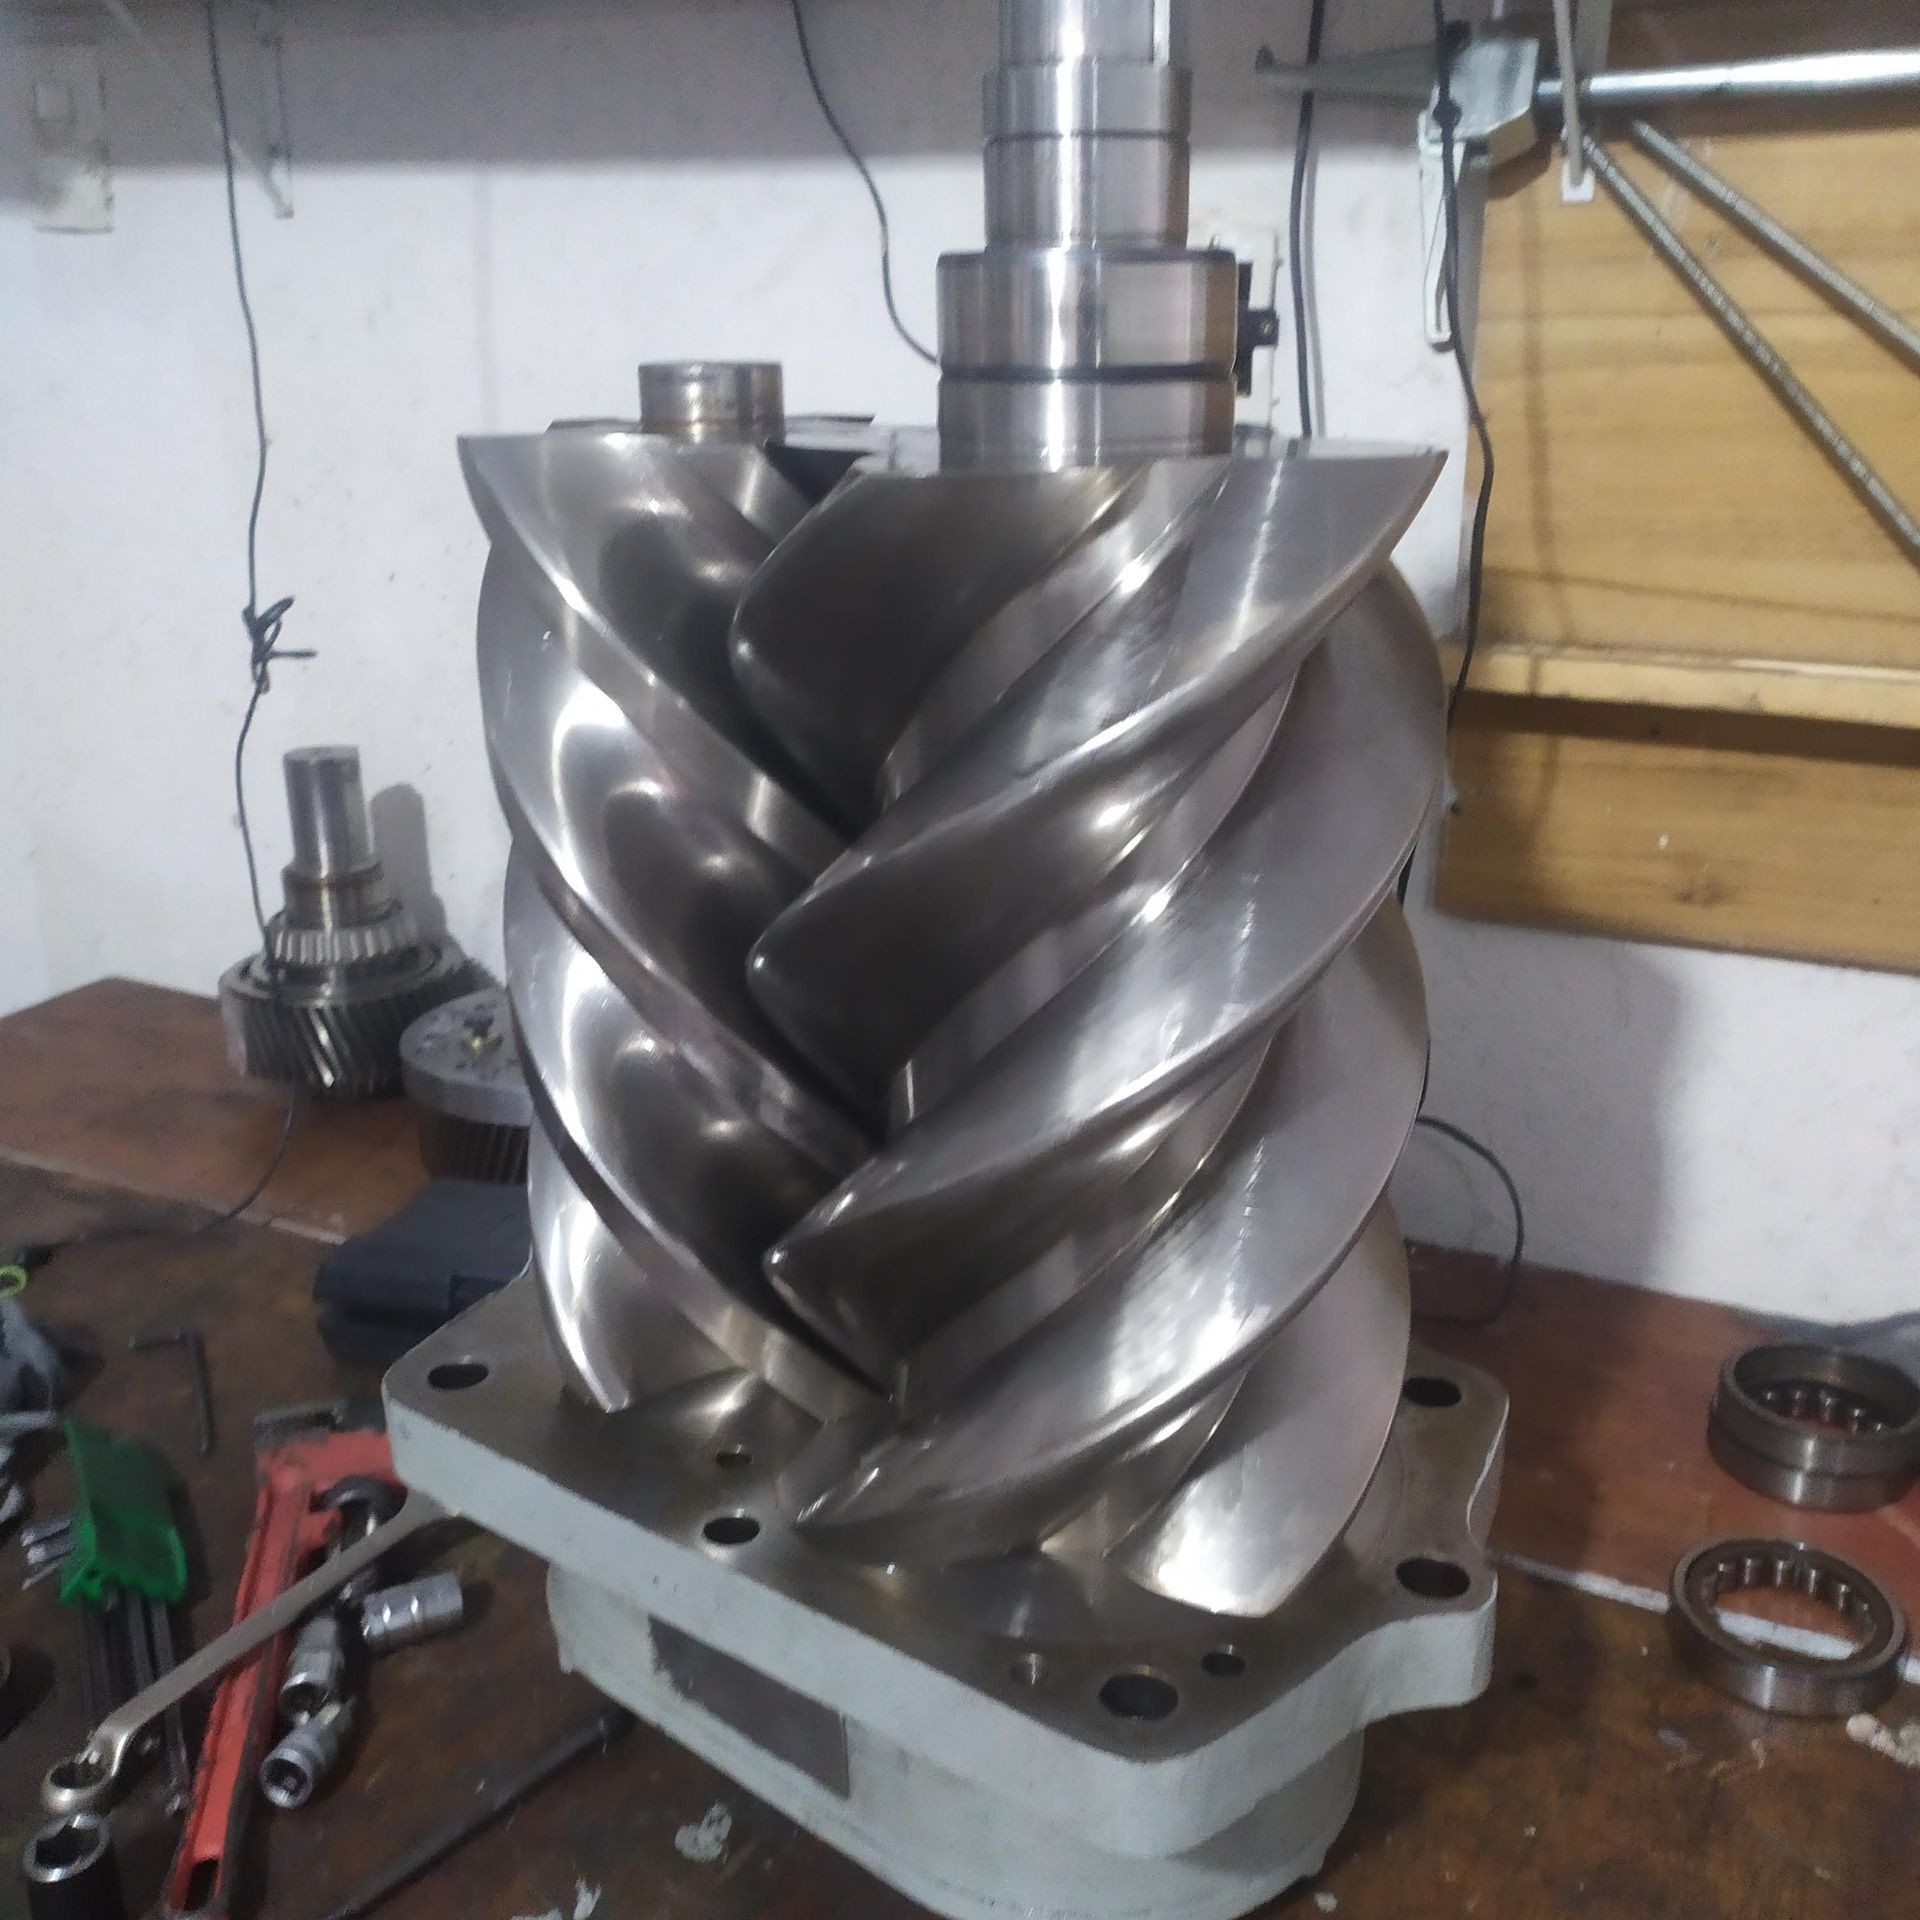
161, 1428, 396, 1919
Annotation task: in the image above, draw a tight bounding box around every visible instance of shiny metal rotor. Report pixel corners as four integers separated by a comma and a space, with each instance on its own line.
465, 0, 1452, 1619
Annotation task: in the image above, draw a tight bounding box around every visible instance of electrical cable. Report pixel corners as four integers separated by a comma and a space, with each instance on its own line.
8, 0, 311, 1283
205, 0, 310, 952
1392, 10, 1520, 1325
8, 11, 306, 1279
1428, 2, 1496, 730
789, 0, 939, 368
201, 0, 305, 1212
1286, 0, 1329, 435
1410, 1114, 1526, 1328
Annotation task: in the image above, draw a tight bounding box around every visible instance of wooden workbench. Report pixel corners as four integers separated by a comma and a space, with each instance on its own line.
1, 981, 1914, 1919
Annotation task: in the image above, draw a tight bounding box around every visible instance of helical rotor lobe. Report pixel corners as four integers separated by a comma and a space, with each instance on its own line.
466, 3, 1453, 1620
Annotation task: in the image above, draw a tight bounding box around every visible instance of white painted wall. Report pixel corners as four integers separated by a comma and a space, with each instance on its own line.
3, 0, 1915, 1322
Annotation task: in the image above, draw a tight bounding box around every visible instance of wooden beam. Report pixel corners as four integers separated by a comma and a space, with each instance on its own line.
1437, 695, 1920, 972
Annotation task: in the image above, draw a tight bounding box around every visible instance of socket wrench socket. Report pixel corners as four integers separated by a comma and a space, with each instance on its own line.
359, 1572, 465, 1654
278, 1611, 348, 1722
260, 1697, 355, 1810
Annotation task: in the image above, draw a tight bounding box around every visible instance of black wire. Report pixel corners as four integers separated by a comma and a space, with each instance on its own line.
1412, 1114, 1525, 1328
1387, 11, 1518, 1324
205, 0, 310, 952
1286, 0, 1330, 436
7, 1085, 302, 1279
7, 8, 309, 1281
788, 0, 938, 367
1428, 2, 1496, 730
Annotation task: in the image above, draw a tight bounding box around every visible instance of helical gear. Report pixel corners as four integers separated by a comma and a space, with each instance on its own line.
466, 417, 1444, 1612
219, 745, 479, 1101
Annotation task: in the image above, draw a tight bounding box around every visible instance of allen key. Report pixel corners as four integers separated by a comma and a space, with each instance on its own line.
128, 1326, 216, 1456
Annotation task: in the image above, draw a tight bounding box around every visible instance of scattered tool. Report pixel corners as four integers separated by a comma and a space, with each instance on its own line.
260, 1697, 356, 1810
311, 1705, 633, 1920
1708, 1343, 1920, 1513
358, 1572, 464, 1655
1670, 1537, 1911, 1718
57, 1421, 189, 1609
127, 1410, 420, 1918
42, 1486, 440, 1822
128, 1328, 216, 1458
21, 1811, 127, 1920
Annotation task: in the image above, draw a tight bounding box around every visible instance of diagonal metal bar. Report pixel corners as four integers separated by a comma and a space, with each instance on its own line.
1583, 134, 1920, 573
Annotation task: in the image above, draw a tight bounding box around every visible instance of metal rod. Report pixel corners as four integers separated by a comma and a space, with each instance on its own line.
1542, 47, 1920, 111
1549, 0, 1590, 193
94, 0, 295, 219
1582, 134, 1920, 572
1624, 120, 1920, 374
310, 1705, 633, 1920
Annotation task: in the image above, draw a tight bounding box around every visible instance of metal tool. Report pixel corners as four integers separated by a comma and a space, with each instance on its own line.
218, 747, 480, 1099
414, 6, 1510, 1916
43, 1428, 432, 1827
1708, 1343, 1920, 1512
21, 1812, 126, 1920
310, 1705, 632, 1920
22, 1511, 74, 1550
259, 1697, 354, 1810
319, 1470, 406, 1605
42, 1495, 434, 1815
278, 1611, 348, 1721
141, 1594, 195, 1817
1670, 1537, 1910, 1717
128, 1328, 216, 1458
132, 1421, 428, 1918
358, 1572, 464, 1654
401, 988, 532, 1183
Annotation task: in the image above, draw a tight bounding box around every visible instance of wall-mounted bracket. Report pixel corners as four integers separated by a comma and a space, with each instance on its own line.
94, 0, 293, 217
25, 40, 113, 232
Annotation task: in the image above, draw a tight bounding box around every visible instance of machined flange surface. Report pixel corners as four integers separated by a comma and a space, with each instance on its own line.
1707, 1343, 1920, 1511
386, 1276, 1506, 1920
1669, 1537, 1909, 1717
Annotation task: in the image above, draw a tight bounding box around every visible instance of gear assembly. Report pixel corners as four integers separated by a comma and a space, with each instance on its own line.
385, 4, 1508, 1914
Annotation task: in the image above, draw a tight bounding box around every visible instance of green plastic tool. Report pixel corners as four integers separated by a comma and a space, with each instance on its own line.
59, 1418, 188, 1606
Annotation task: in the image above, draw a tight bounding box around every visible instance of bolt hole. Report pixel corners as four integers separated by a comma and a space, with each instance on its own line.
1009, 1652, 1048, 1687
427, 1360, 489, 1392
714, 1444, 753, 1470
702, 1512, 761, 1547
1098, 1669, 1179, 1721
1397, 1556, 1472, 1601
1200, 1646, 1247, 1679
46, 1756, 105, 1791
1403, 1375, 1463, 1408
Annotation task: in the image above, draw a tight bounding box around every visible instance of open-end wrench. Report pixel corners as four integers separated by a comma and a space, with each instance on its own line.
41, 1489, 442, 1816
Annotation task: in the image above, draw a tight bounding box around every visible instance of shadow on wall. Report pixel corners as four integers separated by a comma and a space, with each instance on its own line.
370, 783, 451, 949
1391, 895, 1684, 1299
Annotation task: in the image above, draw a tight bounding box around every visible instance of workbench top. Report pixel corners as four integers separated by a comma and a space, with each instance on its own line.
1, 980, 1914, 1919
